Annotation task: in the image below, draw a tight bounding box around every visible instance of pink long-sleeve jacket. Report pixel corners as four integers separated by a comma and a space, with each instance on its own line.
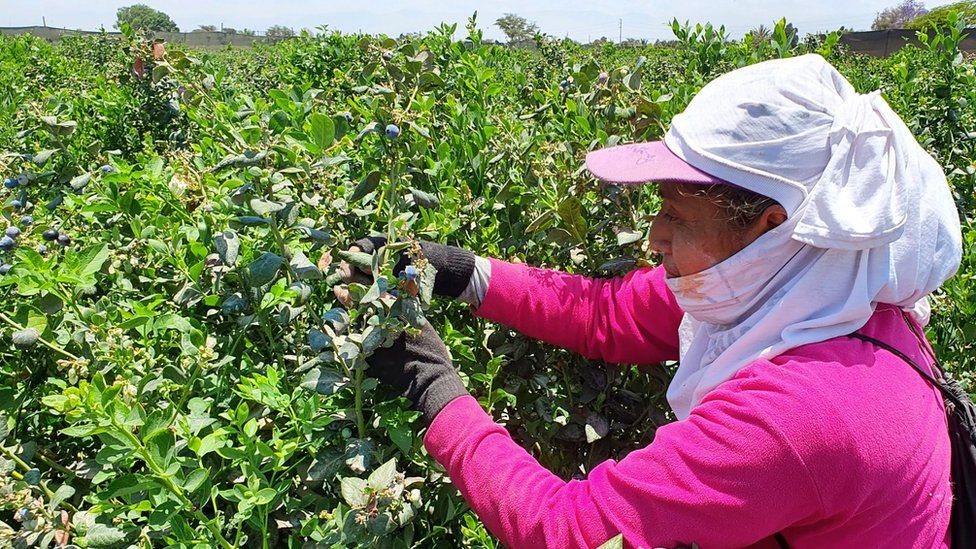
422, 259, 952, 548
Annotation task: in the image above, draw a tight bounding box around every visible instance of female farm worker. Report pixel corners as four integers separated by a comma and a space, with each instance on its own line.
338, 54, 963, 547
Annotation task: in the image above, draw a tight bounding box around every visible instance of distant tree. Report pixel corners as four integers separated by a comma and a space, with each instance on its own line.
872, 0, 929, 30
195, 25, 217, 32
266, 25, 295, 38
906, 1, 976, 29
222, 27, 238, 34
619, 38, 648, 48
241, 29, 256, 36
746, 24, 772, 47
495, 13, 539, 45
115, 4, 179, 32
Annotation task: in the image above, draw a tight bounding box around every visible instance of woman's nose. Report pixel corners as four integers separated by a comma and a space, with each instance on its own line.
647, 217, 672, 255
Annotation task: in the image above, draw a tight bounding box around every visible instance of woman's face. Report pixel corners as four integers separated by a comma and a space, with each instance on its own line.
647, 182, 786, 278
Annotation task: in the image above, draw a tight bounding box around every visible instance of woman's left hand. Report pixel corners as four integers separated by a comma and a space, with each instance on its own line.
366, 322, 468, 426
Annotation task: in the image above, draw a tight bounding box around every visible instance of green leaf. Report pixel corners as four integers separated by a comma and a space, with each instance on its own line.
289, 251, 322, 280
300, 367, 348, 395
585, 412, 609, 443
308, 112, 336, 152
419, 263, 437, 305
84, 523, 129, 547
47, 484, 75, 513
410, 188, 440, 208
145, 430, 176, 468
337, 341, 360, 361
367, 458, 397, 490
557, 197, 587, 242
304, 450, 344, 485
32, 149, 58, 165
182, 468, 208, 492
361, 281, 381, 303
337, 250, 373, 271
249, 198, 286, 216
100, 474, 155, 500
69, 172, 92, 190
350, 171, 382, 202
247, 252, 284, 287
340, 477, 369, 508
148, 500, 181, 528
215, 230, 240, 266
615, 227, 643, 246
596, 534, 625, 549
63, 243, 110, 279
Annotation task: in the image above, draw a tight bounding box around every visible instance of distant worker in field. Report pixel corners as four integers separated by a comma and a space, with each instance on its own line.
337, 54, 963, 548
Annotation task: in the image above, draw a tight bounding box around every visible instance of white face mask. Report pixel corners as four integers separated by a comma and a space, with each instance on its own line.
664, 218, 806, 327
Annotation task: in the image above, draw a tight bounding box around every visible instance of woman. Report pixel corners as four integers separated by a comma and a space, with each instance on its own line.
340, 54, 963, 547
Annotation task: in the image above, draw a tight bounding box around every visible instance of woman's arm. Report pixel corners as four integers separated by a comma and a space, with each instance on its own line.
473, 260, 683, 365
423, 372, 824, 548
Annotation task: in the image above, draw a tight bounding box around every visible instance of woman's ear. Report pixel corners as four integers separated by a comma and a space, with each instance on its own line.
763, 205, 788, 231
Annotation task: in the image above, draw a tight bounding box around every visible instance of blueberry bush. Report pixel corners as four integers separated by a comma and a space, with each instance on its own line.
0, 15, 974, 548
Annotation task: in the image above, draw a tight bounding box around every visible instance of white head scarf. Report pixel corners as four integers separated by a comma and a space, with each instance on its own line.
660, 54, 962, 419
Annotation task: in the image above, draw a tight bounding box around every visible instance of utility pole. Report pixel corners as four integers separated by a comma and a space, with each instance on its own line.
618, 18, 622, 44
42, 16, 47, 27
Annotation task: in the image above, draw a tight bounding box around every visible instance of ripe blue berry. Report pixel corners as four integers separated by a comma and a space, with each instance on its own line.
385, 124, 400, 139
0, 264, 10, 275
382, 51, 394, 61
42, 229, 59, 241
21, 216, 33, 226
57, 234, 71, 247
37, 244, 48, 254
0, 236, 15, 251
404, 265, 419, 281
597, 71, 609, 84
10, 199, 22, 210
5, 226, 21, 239
3, 178, 17, 189
343, 112, 354, 124
101, 164, 116, 174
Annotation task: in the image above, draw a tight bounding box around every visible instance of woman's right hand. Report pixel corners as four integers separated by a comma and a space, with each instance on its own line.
334, 236, 476, 306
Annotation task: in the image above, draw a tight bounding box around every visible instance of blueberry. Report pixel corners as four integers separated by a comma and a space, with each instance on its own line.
385, 124, 400, 140
10, 199, 22, 210
3, 178, 17, 189
597, 71, 609, 84
382, 51, 393, 61
57, 234, 71, 247
5, 226, 20, 239
404, 264, 419, 280
101, 164, 116, 174
42, 229, 58, 241
560, 80, 569, 87
342, 112, 354, 124
0, 236, 15, 251
204, 204, 213, 213
37, 244, 48, 254
0, 264, 10, 275
21, 216, 33, 226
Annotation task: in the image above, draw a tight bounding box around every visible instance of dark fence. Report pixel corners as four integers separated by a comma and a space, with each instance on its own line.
838, 28, 976, 56
0, 26, 290, 49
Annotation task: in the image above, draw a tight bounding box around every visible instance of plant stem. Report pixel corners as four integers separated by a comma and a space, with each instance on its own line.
113, 420, 234, 549
0, 311, 81, 362
354, 364, 366, 439
1, 445, 78, 513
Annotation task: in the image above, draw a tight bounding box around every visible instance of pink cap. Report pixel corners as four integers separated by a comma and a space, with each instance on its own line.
585, 141, 726, 186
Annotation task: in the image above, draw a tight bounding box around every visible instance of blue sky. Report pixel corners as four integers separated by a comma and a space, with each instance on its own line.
0, 1, 961, 41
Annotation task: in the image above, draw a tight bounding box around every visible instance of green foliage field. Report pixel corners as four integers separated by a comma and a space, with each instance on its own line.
0, 16, 974, 548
